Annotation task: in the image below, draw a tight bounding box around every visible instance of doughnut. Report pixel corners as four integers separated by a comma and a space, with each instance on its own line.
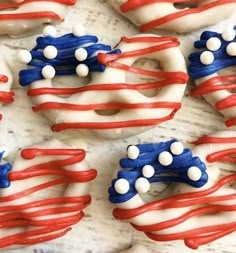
0, 139, 97, 249
118, 245, 149, 253
189, 27, 236, 127
0, 0, 76, 37
0, 55, 14, 120
109, 131, 236, 249
108, 0, 236, 33
19, 26, 188, 139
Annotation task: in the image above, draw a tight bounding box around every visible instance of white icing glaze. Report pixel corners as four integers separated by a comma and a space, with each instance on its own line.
27, 33, 187, 139
0, 139, 95, 250
112, 131, 236, 245
0, 1, 75, 37
108, 0, 236, 33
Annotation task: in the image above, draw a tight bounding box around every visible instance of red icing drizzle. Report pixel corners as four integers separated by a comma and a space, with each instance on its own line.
113, 135, 236, 249
190, 74, 236, 127
120, 0, 236, 32
0, 147, 97, 248
0, 0, 76, 21
28, 36, 188, 131
0, 74, 14, 120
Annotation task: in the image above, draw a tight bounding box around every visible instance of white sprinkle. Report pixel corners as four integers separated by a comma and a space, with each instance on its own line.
187, 166, 202, 181
135, 177, 150, 193
206, 37, 221, 51
43, 25, 57, 37
76, 64, 89, 77
127, 145, 140, 160
222, 28, 236, 41
200, 51, 214, 65
158, 151, 173, 166
75, 48, 88, 61
114, 178, 130, 194
72, 24, 86, 37
142, 165, 155, 178
0, 146, 9, 158
42, 65, 56, 79
43, 45, 58, 59
226, 42, 236, 56
18, 50, 32, 64
170, 142, 184, 155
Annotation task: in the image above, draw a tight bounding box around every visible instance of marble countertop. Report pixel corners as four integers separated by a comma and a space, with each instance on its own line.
0, 1, 236, 253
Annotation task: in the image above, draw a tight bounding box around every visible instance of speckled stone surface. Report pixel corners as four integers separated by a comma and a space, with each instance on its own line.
0, 1, 236, 253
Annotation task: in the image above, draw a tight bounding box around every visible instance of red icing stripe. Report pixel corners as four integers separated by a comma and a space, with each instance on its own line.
29, 36, 188, 131
0, 0, 76, 21
191, 74, 236, 127
113, 135, 236, 249
0, 147, 97, 248
0, 75, 8, 83
113, 174, 236, 249
120, 0, 236, 32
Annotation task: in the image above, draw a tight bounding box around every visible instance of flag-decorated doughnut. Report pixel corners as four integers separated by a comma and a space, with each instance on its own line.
19, 25, 188, 139
0, 0, 76, 37
189, 26, 236, 127
0, 55, 14, 120
0, 139, 97, 249
108, 0, 236, 33
109, 131, 236, 249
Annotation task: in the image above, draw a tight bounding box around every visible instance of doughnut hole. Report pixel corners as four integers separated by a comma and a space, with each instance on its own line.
95, 109, 121, 116
126, 58, 162, 97
174, 1, 197, 9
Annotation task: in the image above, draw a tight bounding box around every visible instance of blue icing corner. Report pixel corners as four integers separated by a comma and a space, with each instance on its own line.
0, 152, 12, 188
188, 27, 236, 80
19, 32, 121, 86
109, 139, 208, 204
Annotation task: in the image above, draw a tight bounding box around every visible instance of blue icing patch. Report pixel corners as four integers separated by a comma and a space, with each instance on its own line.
19, 31, 121, 86
188, 27, 236, 80
109, 139, 208, 204
0, 152, 12, 188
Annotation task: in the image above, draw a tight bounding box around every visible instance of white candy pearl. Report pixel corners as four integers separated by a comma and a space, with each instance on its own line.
127, 145, 140, 160
73, 24, 86, 37
75, 48, 88, 61
135, 177, 150, 193
226, 42, 236, 56
170, 142, 184, 155
18, 50, 32, 64
200, 51, 214, 65
0, 146, 9, 158
43, 25, 57, 37
114, 178, 130, 194
142, 165, 155, 178
43, 45, 58, 59
206, 37, 221, 51
158, 151, 173, 166
42, 65, 56, 79
76, 64, 89, 77
187, 166, 202, 181
222, 28, 236, 41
